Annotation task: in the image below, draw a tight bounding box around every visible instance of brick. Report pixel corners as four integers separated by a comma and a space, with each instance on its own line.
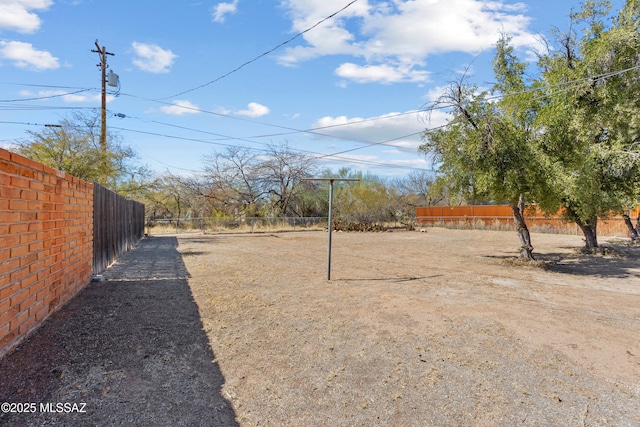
0, 186, 20, 199
19, 168, 36, 179
0, 330, 17, 351
28, 278, 47, 296
0, 149, 10, 161
18, 292, 37, 313
17, 314, 37, 335
0, 210, 21, 223
29, 180, 45, 191
27, 200, 43, 210
10, 152, 36, 169
10, 245, 29, 259
1, 298, 18, 316
21, 211, 38, 222
9, 309, 29, 331
0, 160, 18, 175
9, 223, 29, 234
9, 199, 29, 210
28, 299, 43, 316
1, 258, 21, 276
19, 232, 37, 245
0, 249, 8, 263
18, 157, 44, 172
20, 189, 38, 200
19, 252, 37, 267
10, 288, 28, 306
28, 259, 45, 274
9, 265, 29, 282
33, 304, 48, 322
10, 176, 30, 189
28, 221, 43, 232
36, 267, 51, 281
0, 297, 9, 316
29, 241, 44, 252
0, 304, 19, 327
0, 323, 9, 344
0, 234, 21, 248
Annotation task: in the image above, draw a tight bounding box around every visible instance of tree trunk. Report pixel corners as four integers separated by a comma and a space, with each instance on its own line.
623, 210, 639, 240
510, 196, 535, 261
563, 205, 599, 249
576, 218, 599, 249
636, 212, 640, 238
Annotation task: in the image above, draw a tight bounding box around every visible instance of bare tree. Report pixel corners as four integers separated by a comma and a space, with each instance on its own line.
202, 146, 268, 217
259, 143, 318, 216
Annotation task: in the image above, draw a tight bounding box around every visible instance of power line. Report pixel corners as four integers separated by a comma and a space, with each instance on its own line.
121, 92, 422, 153
160, 0, 360, 100
0, 88, 95, 103
108, 124, 427, 172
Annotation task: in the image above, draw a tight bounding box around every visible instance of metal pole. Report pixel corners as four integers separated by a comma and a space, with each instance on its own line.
300, 177, 359, 281
327, 179, 334, 280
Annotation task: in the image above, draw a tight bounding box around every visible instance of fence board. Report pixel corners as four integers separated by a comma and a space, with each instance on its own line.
416, 205, 640, 237
93, 183, 145, 274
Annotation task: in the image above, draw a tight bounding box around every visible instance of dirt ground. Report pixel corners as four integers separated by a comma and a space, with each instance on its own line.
0, 236, 238, 427
177, 227, 640, 426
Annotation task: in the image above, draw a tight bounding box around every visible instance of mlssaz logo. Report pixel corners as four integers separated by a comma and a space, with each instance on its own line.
40, 403, 87, 413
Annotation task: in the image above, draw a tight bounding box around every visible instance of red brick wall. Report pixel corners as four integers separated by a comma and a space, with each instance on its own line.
0, 148, 94, 358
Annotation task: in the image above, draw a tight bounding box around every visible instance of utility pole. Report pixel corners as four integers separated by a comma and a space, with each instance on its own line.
92, 40, 114, 152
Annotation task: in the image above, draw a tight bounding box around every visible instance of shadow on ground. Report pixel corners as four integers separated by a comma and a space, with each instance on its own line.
0, 236, 238, 426
538, 243, 640, 279
484, 242, 640, 279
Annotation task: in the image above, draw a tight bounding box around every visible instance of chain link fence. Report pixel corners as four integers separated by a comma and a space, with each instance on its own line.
147, 217, 329, 234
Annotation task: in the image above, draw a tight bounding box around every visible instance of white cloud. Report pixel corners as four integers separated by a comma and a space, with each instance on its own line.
312, 111, 428, 150
0, 0, 52, 33
0, 40, 58, 70
212, 0, 239, 23
335, 62, 430, 84
279, 0, 539, 84
159, 100, 200, 116
131, 42, 177, 73
235, 102, 270, 117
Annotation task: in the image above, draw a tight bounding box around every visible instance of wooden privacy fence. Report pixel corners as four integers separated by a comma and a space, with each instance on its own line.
93, 183, 145, 274
416, 205, 640, 237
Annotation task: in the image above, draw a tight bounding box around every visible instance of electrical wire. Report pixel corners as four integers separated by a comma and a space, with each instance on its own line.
108, 124, 427, 172
121, 92, 422, 153
5, 53, 639, 175
0, 88, 95, 103
160, 0, 360, 100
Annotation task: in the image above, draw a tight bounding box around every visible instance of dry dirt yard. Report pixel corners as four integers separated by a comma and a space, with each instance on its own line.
177, 227, 640, 426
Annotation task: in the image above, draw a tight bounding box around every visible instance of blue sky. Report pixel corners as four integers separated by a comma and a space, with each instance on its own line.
0, 0, 624, 178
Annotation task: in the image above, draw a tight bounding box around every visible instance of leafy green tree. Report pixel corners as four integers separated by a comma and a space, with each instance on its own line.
329, 169, 397, 228
420, 35, 552, 260
535, 0, 640, 248
16, 111, 140, 188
